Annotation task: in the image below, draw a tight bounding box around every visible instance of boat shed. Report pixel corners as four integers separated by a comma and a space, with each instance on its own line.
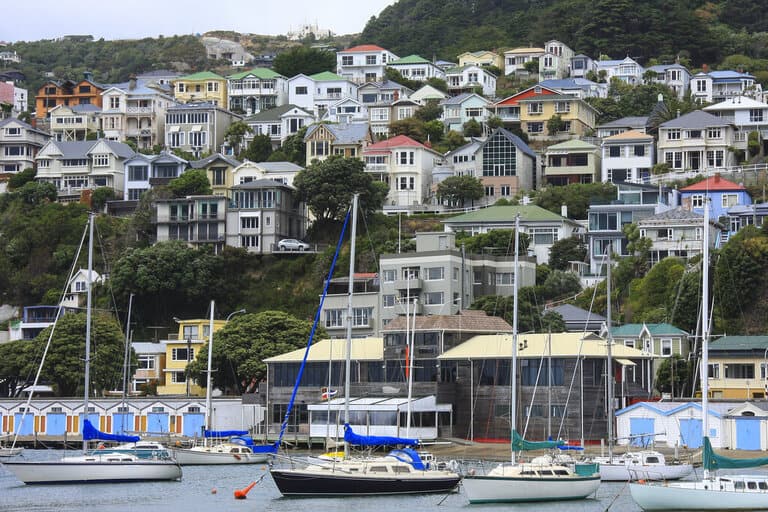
723, 402, 768, 451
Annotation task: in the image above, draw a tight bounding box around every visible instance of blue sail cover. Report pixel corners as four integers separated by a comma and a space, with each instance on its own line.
204, 429, 248, 438
229, 435, 279, 454
343, 423, 419, 448
82, 419, 140, 443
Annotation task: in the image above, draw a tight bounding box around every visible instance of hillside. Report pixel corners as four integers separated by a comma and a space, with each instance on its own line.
359, 0, 768, 67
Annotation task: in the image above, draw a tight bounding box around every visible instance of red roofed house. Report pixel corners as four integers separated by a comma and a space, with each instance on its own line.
489, 84, 560, 129
679, 173, 752, 221
363, 134, 443, 212
336, 45, 399, 84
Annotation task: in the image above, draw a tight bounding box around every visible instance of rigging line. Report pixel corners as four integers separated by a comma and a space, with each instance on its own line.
521, 337, 547, 439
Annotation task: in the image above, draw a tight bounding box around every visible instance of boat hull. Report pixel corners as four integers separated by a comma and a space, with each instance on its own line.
629, 479, 768, 510
462, 474, 601, 504
0, 447, 23, 457
3, 460, 182, 485
269, 468, 461, 496
599, 462, 693, 481
171, 448, 269, 465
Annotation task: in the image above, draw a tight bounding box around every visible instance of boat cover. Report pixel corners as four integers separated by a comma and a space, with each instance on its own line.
230, 435, 278, 454
703, 436, 768, 470
511, 429, 564, 451
388, 448, 427, 470
82, 419, 140, 443
343, 423, 419, 447
204, 429, 248, 438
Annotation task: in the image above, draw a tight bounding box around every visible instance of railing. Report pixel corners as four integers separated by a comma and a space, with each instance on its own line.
639, 163, 768, 185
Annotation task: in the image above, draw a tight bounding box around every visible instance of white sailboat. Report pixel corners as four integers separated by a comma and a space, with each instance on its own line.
592, 251, 693, 482
269, 194, 462, 497
629, 200, 768, 510
461, 214, 601, 504
171, 300, 275, 465
3, 213, 182, 484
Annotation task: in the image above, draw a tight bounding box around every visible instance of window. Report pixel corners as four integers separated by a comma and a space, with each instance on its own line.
171, 371, 187, 384
761, 362, 768, 380
708, 363, 720, 379
527, 122, 543, 134
527, 102, 543, 114
383, 294, 395, 308
661, 339, 672, 356
657, 228, 673, 240
609, 146, 621, 157
366, 55, 377, 65
172, 347, 194, 362
93, 154, 109, 167
665, 151, 683, 169
500, 185, 511, 196
211, 168, 225, 186
722, 194, 738, 208
707, 128, 721, 139
707, 150, 724, 167
138, 355, 155, 370
398, 151, 415, 165
424, 292, 444, 305
352, 307, 371, 327
667, 129, 681, 140
295, 86, 308, 95
473, 270, 482, 284
79, 85, 91, 93
687, 129, 702, 139
484, 185, 494, 196
725, 364, 754, 379
341, 56, 353, 66
589, 212, 618, 231
241, 217, 258, 229
554, 101, 570, 113
495, 272, 513, 285
425, 267, 444, 280
531, 227, 558, 244
325, 309, 344, 328
402, 267, 419, 280
692, 194, 704, 208
109, 97, 120, 109
750, 109, 764, 123
634, 145, 645, 157
382, 269, 396, 282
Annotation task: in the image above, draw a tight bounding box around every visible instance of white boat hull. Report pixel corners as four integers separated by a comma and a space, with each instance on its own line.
3, 459, 182, 484
630, 477, 768, 510
0, 446, 23, 457
599, 462, 693, 481
171, 448, 269, 465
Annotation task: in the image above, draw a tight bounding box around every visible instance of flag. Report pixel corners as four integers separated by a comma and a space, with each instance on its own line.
321, 388, 337, 401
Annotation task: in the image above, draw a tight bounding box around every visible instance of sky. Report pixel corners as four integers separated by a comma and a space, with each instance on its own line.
2, 0, 397, 43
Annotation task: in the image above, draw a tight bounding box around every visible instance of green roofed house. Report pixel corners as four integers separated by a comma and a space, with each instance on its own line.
442, 204, 581, 265
226, 68, 288, 114
544, 139, 601, 186
288, 72, 358, 119
708, 335, 768, 400
386, 54, 446, 82
172, 71, 227, 106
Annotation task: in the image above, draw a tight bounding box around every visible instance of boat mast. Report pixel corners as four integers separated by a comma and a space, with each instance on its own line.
343, 194, 359, 459
120, 293, 134, 427
701, 199, 710, 478
511, 213, 520, 464
406, 296, 417, 438
205, 300, 215, 436
82, 212, 94, 452
606, 248, 614, 460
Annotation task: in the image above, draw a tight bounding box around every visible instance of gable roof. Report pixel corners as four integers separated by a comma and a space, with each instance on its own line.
190, 153, 240, 169
609, 323, 688, 337
598, 116, 649, 129
384, 310, 511, 333
547, 304, 606, 324
0, 117, 49, 136
481, 127, 537, 160
441, 92, 490, 106
546, 139, 598, 151
602, 129, 653, 142
176, 71, 225, 81
340, 45, 387, 53
710, 335, 768, 352
444, 204, 568, 224
305, 122, 370, 144
638, 207, 705, 224
659, 110, 728, 129
310, 71, 347, 81
227, 68, 283, 80
244, 104, 312, 122
703, 96, 768, 111
365, 134, 425, 150
389, 55, 431, 65
679, 174, 747, 192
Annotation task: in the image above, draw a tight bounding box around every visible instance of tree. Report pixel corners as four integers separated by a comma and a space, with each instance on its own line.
458, 229, 531, 255
224, 121, 252, 157
389, 117, 426, 142
463, 118, 482, 137
269, 126, 307, 165
533, 182, 617, 219
414, 99, 443, 122
471, 288, 557, 333
242, 134, 274, 162
293, 156, 388, 222
655, 355, 691, 397
547, 114, 566, 135
168, 169, 211, 197
90, 187, 116, 211
548, 236, 587, 271
436, 175, 483, 207
16, 181, 57, 205
188, 311, 325, 393
7, 168, 35, 190
539, 270, 582, 302
272, 46, 336, 77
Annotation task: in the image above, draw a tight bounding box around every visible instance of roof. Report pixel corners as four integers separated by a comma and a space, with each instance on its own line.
708, 70, 756, 80
638, 207, 705, 224
505, 47, 545, 54
132, 342, 166, 355
440, 92, 489, 106
547, 304, 606, 324
43, 140, 134, 160
703, 96, 768, 111
710, 335, 768, 352
305, 122, 370, 144
365, 134, 425, 150
310, 71, 346, 81
389, 55, 431, 65
598, 116, 649, 129
609, 323, 688, 337
679, 175, 747, 192
615, 400, 732, 418
227, 68, 283, 80
444, 204, 569, 224
176, 71, 225, 81
658, 110, 727, 129
0, 117, 49, 136
230, 179, 295, 190
264, 338, 383, 363
340, 45, 388, 53
602, 129, 653, 142
439, 332, 650, 360
484, 127, 537, 160
539, 78, 599, 89
190, 153, 241, 169
251, 161, 303, 172
383, 310, 512, 333
244, 104, 312, 122
545, 139, 598, 151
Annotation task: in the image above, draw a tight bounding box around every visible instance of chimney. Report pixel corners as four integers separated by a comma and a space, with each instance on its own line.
561, 204, 568, 218
83, 70, 93, 82
702, 63, 709, 73
714, 173, 720, 183
128, 74, 137, 91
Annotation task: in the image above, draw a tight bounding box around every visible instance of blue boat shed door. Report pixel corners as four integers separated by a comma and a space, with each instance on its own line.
46, 412, 67, 435
113, 413, 134, 435
679, 418, 702, 449
183, 413, 205, 437
14, 411, 34, 435
147, 412, 169, 433
736, 417, 762, 450
629, 418, 655, 447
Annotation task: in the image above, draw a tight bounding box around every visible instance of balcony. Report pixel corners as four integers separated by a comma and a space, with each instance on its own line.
126, 106, 154, 114
395, 277, 422, 291
365, 163, 389, 173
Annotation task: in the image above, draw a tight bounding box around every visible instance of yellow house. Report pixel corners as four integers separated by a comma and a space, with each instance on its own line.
519, 94, 597, 140
157, 317, 227, 396
708, 335, 768, 400
190, 153, 242, 197
457, 50, 504, 70
172, 71, 228, 106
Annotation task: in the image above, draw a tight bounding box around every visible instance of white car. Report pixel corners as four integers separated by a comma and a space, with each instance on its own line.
278, 239, 310, 251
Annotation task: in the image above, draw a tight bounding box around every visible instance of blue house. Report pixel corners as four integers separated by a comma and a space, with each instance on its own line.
679, 174, 752, 225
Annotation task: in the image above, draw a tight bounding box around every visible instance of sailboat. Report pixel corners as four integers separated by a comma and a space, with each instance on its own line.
269, 194, 462, 497
629, 200, 768, 510
592, 250, 693, 482
171, 300, 276, 465
461, 214, 601, 504
3, 213, 182, 484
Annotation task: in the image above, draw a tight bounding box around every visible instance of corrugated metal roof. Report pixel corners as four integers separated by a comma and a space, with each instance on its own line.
264, 337, 383, 363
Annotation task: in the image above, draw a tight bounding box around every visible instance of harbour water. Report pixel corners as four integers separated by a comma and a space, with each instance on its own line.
0, 449, 646, 512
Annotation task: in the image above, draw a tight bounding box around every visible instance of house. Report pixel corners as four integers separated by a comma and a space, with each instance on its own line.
323, 97, 368, 124
35, 139, 135, 202
336, 44, 399, 84
490, 84, 561, 128
608, 322, 690, 362
595, 57, 644, 85
122, 150, 188, 201
319, 273, 380, 338
444, 64, 497, 97
153, 194, 227, 253
242, 104, 314, 150
596, 116, 649, 138
601, 129, 655, 183
442, 204, 582, 265
189, 153, 241, 197
226, 68, 288, 114
458, 50, 504, 70
708, 335, 768, 400
544, 304, 606, 333
129, 342, 166, 394
0, 117, 50, 174
61, 269, 105, 308
7, 305, 77, 342
586, 182, 675, 275
643, 63, 692, 100
358, 80, 415, 137
156, 317, 227, 396
136, 70, 181, 92
519, 94, 598, 140
34, 72, 105, 121
100, 76, 177, 149
409, 84, 449, 105
503, 47, 545, 76
303, 122, 372, 166
703, 96, 768, 153
441, 137, 483, 182
362, 134, 442, 212
387, 55, 446, 82
690, 70, 764, 104
656, 110, 736, 172
723, 402, 768, 451
287, 71, 358, 119
164, 102, 242, 157
47, 104, 100, 141
637, 208, 721, 265
225, 179, 307, 254
0, 80, 28, 117
171, 71, 227, 106
570, 54, 597, 79
678, 174, 752, 222
539, 40, 574, 80
231, 159, 304, 188
538, 78, 608, 99
544, 139, 601, 185
440, 92, 491, 133
472, 127, 538, 202
726, 202, 768, 239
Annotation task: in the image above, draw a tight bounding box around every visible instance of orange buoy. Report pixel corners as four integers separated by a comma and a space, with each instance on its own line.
234, 481, 257, 500
211, 488, 217, 494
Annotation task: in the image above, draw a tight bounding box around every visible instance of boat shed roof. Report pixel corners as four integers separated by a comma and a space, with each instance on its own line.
263, 337, 383, 363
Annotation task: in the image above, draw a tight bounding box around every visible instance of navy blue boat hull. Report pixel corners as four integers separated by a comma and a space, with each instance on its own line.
269, 469, 461, 496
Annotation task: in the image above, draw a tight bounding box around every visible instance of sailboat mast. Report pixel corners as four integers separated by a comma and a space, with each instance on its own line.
343, 194, 359, 459
701, 199, 710, 472
406, 297, 417, 438
606, 248, 614, 459
121, 293, 134, 413
205, 300, 215, 432
82, 213, 94, 452
511, 213, 520, 464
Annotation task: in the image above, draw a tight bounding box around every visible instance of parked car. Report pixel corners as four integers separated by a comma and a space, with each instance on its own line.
278, 238, 310, 251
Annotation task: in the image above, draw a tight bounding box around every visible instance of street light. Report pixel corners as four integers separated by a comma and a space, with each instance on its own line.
226, 308, 246, 321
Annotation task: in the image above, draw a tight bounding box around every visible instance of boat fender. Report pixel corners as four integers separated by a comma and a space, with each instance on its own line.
97, 443, 105, 450
638, 479, 646, 484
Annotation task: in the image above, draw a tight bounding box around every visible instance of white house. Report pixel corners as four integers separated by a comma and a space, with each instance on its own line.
644, 63, 692, 100
595, 57, 644, 85
387, 55, 446, 82
0, 117, 50, 174
242, 104, 314, 150
539, 40, 574, 80
691, 70, 764, 104
336, 44, 399, 84
601, 129, 655, 183
703, 96, 768, 152
122, 150, 188, 201
226, 68, 289, 115
231, 160, 304, 188
444, 65, 497, 98
287, 71, 358, 120
656, 110, 736, 172
503, 47, 545, 76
